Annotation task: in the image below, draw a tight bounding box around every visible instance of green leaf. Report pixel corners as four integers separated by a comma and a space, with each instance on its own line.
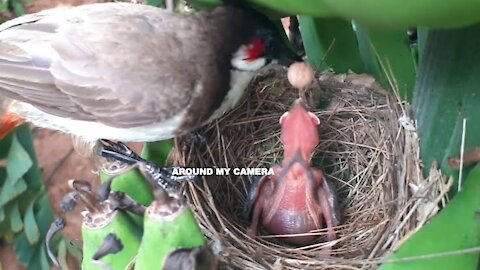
23, 199, 40, 244
6, 134, 33, 183
0, 206, 4, 223
379, 164, 480, 270
417, 27, 428, 63
249, 0, 480, 29
185, 0, 219, 10
186, 0, 294, 18
14, 125, 43, 191
146, 0, 164, 7
355, 23, 416, 100
298, 17, 364, 73
413, 23, 480, 193
251, 0, 335, 17
0, 167, 6, 191
57, 239, 70, 270
0, 0, 8, 11
33, 194, 54, 236
27, 241, 51, 270
0, 177, 27, 207
0, 133, 12, 160
0, 209, 10, 234
12, 194, 54, 268
1, 127, 53, 269
8, 202, 23, 233
65, 238, 83, 263
12, 233, 36, 266
11, 1, 25, 16
39, 244, 50, 270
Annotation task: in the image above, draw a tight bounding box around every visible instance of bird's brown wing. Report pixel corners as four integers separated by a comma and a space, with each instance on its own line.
0, 3, 213, 127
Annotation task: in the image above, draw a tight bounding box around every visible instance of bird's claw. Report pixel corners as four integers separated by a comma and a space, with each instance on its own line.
159, 166, 199, 182
99, 140, 141, 164
98, 140, 198, 193
141, 162, 199, 193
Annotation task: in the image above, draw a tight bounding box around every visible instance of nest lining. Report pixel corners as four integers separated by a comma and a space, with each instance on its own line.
169, 67, 452, 270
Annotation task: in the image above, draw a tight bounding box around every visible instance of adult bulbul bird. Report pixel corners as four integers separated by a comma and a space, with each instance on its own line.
0, 2, 301, 152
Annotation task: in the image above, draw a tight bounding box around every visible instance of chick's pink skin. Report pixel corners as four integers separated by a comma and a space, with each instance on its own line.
247, 100, 339, 246
279, 100, 320, 162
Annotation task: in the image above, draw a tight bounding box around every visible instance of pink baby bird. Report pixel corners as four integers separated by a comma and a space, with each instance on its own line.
246, 99, 340, 246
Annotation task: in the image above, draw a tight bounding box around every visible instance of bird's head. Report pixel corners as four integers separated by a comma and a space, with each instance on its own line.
279, 99, 320, 161
225, 4, 302, 72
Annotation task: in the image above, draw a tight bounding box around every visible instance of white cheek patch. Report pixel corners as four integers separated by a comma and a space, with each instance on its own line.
231, 46, 267, 72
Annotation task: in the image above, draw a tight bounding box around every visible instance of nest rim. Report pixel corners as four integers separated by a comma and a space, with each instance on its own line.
170, 67, 451, 270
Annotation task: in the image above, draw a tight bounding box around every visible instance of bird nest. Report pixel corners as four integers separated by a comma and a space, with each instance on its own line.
169, 67, 452, 269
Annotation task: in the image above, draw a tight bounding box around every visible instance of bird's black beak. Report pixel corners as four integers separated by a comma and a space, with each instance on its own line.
276, 45, 303, 67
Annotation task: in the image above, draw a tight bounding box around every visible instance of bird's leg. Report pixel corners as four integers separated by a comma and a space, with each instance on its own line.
99, 139, 142, 164
98, 140, 199, 193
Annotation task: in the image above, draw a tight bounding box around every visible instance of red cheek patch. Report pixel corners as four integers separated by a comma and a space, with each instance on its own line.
245, 38, 265, 61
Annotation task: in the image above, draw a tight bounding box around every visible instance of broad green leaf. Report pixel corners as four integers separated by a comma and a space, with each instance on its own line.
0, 206, 4, 223
23, 199, 40, 244
1, 127, 53, 269
417, 27, 428, 63
11, 0, 25, 16
0, 177, 27, 207
14, 125, 43, 191
298, 17, 364, 73
252, 0, 333, 17
413, 23, 480, 193
27, 240, 50, 270
57, 240, 70, 270
8, 202, 23, 233
187, 0, 290, 18
0, 214, 10, 235
39, 244, 50, 270
13, 125, 38, 164
33, 194, 54, 236
354, 23, 416, 100
0, 133, 12, 160
0, 167, 6, 190
249, 0, 480, 29
185, 0, 219, 9
12, 233, 36, 266
146, 0, 164, 7
6, 135, 32, 183
65, 238, 83, 263
0, 0, 8, 11
9, 0, 33, 16
12, 195, 54, 268
379, 164, 480, 270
